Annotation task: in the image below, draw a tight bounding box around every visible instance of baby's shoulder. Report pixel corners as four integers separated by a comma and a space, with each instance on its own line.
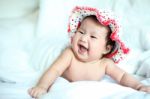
101, 58, 115, 66
62, 47, 74, 57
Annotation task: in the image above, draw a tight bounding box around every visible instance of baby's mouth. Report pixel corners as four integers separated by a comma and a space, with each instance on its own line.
78, 44, 88, 54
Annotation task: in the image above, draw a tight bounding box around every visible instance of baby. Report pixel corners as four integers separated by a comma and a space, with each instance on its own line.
28, 6, 150, 98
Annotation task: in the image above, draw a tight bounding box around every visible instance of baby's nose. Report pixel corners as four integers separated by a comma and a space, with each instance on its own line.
81, 35, 88, 42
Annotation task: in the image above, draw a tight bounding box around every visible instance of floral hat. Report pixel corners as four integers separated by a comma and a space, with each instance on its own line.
67, 6, 129, 63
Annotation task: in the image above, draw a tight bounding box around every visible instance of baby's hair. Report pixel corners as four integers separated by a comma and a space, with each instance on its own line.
105, 27, 116, 55
81, 15, 116, 56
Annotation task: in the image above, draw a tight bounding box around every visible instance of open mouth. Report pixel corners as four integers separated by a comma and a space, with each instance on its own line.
78, 44, 88, 54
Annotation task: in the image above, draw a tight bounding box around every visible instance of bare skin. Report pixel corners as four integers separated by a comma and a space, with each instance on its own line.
28, 17, 150, 98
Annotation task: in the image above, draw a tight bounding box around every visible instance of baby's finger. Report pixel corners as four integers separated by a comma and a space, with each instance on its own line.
32, 90, 38, 98
36, 92, 43, 99
30, 88, 37, 98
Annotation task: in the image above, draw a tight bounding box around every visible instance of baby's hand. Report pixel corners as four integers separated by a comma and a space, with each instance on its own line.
138, 85, 150, 93
28, 86, 47, 98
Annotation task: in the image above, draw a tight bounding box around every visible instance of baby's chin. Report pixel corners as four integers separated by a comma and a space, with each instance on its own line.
75, 53, 96, 63
74, 52, 89, 62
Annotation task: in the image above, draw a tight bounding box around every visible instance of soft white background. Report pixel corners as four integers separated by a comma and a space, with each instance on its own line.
0, 1, 150, 98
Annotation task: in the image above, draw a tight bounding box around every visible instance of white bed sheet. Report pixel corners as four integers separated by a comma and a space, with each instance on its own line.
0, 77, 150, 99
40, 77, 150, 99
0, 82, 32, 99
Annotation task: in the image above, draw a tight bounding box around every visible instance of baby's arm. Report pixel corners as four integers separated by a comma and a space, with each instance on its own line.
105, 59, 150, 93
28, 47, 73, 98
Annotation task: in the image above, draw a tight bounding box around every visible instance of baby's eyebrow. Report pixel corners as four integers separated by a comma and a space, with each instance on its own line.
91, 31, 100, 35
92, 32, 106, 38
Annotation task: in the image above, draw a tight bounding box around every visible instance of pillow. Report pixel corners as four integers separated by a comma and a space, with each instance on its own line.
0, 0, 39, 18
30, 37, 68, 73
36, 0, 113, 39
36, 0, 70, 38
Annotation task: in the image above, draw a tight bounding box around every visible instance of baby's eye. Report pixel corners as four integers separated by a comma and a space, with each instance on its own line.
91, 36, 97, 39
78, 31, 84, 34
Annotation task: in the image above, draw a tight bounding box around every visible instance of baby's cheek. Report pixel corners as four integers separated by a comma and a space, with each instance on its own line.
90, 48, 100, 56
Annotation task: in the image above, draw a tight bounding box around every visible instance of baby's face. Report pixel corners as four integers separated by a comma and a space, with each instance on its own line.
71, 17, 110, 62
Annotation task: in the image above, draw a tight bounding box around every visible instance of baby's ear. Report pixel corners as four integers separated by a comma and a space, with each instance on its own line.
104, 45, 112, 54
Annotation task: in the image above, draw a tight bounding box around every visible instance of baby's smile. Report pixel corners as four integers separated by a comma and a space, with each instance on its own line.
78, 43, 89, 55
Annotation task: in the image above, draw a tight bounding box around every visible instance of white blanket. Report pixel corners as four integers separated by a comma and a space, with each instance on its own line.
0, 77, 150, 99
40, 77, 150, 99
